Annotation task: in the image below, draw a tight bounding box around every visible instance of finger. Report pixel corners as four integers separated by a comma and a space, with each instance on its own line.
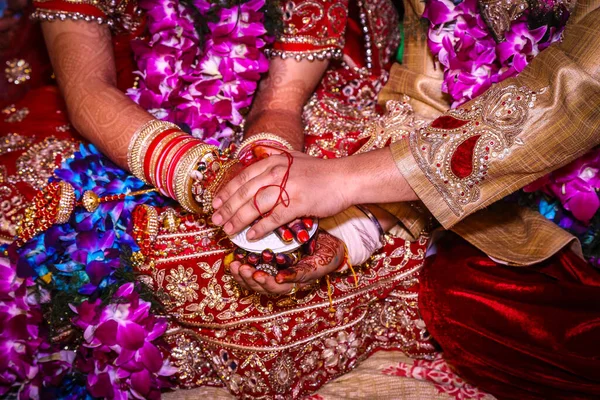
246, 208, 296, 241
274, 225, 294, 243
288, 219, 309, 243
253, 145, 283, 159
302, 218, 314, 230
220, 200, 265, 236
212, 173, 268, 227
276, 232, 344, 284
229, 261, 251, 291
239, 264, 267, 294
212, 160, 270, 211
223, 186, 283, 237
275, 252, 297, 269
252, 270, 294, 295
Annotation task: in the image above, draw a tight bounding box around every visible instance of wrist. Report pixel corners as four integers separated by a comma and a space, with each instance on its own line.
337, 148, 419, 206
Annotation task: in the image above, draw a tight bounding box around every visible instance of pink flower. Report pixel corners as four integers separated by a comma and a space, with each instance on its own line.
0, 257, 72, 398
546, 149, 600, 223
72, 282, 176, 399
128, 0, 270, 146
424, 0, 565, 108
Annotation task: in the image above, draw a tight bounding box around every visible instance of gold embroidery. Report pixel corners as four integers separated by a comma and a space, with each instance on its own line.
2, 105, 30, 123
0, 133, 35, 156
479, 0, 529, 40
165, 265, 200, 306
409, 85, 543, 215
356, 98, 429, 154
5, 59, 31, 85
8, 137, 77, 190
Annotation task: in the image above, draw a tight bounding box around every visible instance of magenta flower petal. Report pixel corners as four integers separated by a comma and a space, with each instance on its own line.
117, 321, 146, 350
95, 320, 119, 346
131, 369, 152, 396
139, 342, 163, 373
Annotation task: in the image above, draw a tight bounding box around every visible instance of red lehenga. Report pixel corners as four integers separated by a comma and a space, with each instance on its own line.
0, 0, 438, 398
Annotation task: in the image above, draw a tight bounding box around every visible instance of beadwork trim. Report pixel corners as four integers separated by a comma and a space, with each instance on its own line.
409, 84, 544, 216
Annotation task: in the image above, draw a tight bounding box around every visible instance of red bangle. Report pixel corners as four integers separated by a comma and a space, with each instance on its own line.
164, 139, 202, 198
154, 135, 190, 194
142, 128, 182, 184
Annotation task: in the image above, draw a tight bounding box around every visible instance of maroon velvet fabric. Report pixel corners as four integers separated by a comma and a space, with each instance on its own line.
420, 235, 600, 400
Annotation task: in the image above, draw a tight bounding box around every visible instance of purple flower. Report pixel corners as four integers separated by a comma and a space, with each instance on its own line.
546, 149, 600, 223
424, 0, 565, 107
0, 256, 72, 398
72, 283, 177, 399
128, 0, 269, 145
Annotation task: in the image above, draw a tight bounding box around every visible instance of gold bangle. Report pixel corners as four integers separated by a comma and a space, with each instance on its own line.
201, 159, 239, 214
173, 144, 218, 213
127, 120, 179, 184
158, 137, 197, 195
233, 133, 294, 159
148, 131, 188, 187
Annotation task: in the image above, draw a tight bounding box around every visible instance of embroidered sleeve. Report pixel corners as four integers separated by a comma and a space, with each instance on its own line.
389, 6, 600, 228
267, 0, 349, 61
31, 0, 139, 29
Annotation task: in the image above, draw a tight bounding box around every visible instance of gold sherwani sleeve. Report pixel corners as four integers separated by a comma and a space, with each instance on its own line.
390, 5, 600, 229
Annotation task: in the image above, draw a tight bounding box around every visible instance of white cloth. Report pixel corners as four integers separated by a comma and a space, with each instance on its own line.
320, 206, 384, 265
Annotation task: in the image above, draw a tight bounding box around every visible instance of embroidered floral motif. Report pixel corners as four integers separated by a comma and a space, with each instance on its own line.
165, 265, 201, 306
8, 137, 77, 190
382, 353, 493, 400
169, 333, 216, 387
270, 353, 296, 394
322, 331, 361, 370
267, 0, 348, 60
479, 0, 529, 40
410, 84, 543, 215
356, 98, 429, 154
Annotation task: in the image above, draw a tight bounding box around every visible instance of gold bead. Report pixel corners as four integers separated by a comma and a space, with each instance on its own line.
82, 190, 101, 212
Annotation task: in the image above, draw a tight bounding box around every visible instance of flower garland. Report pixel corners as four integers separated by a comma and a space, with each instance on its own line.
425, 0, 600, 266
127, 0, 270, 147
424, 0, 563, 108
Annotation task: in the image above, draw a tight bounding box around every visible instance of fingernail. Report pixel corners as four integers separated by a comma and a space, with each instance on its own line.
254, 272, 266, 284
212, 213, 222, 225
276, 226, 293, 242
246, 229, 256, 240
223, 222, 232, 234
213, 197, 222, 209
302, 218, 314, 230
261, 249, 274, 263
297, 229, 309, 243
247, 253, 260, 265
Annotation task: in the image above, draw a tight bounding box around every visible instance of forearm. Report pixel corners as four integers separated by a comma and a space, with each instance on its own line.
335, 147, 418, 206
244, 57, 328, 151
42, 20, 153, 169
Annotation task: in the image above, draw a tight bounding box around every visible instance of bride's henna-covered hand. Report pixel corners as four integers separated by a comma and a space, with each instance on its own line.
228, 231, 344, 296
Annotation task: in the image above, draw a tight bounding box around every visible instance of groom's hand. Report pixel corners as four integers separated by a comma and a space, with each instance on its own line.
211, 151, 350, 240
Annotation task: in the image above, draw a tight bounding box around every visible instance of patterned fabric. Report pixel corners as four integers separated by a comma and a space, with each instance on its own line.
299, 0, 403, 158
131, 204, 435, 397
163, 351, 495, 400
386, 0, 600, 264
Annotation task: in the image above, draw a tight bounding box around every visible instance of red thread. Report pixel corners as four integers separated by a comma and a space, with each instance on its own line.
251, 144, 294, 218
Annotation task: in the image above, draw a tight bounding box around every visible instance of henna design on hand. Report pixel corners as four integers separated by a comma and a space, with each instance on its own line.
277, 231, 342, 284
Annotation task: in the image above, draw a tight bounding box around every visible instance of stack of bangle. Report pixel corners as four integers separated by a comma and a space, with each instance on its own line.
234, 133, 294, 161
127, 119, 233, 214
